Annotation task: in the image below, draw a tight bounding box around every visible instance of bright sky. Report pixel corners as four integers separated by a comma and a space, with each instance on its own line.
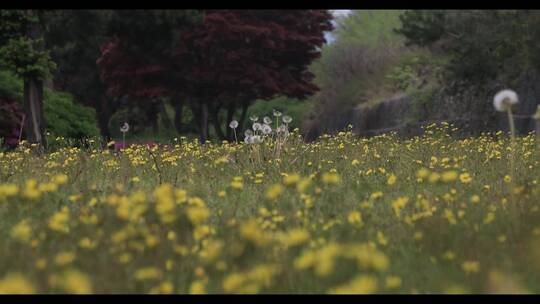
325, 10, 352, 44
330, 10, 352, 18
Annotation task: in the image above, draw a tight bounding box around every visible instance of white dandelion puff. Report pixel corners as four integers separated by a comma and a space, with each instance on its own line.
493, 89, 519, 112
249, 115, 259, 122
273, 109, 282, 117
229, 120, 238, 129
252, 122, 262, 131
120, 122, 129, 133
262, 124, 272, 135
263, 116, 272, 124
277, 124, 287, 133
282, 115, 292, 124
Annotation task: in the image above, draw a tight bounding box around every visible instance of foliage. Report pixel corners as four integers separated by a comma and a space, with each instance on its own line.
0, 70, 23, 101
308, 10, 408, 134
0, 37, 56, 80
246, 96, 309, 131
0, 69, 99, 140
397, 10, 540, 86
43, 10, 114, 137
0, 10, 56, 80
0, 97, 23, 147
386, 51, 447, 92
43, 90, 100, 139
333, 10, 404, 47
395, 10, 446, 47
97, 10, 333, 140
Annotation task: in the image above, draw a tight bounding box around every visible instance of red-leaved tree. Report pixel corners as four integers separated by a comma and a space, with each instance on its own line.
98, 10, 333, 142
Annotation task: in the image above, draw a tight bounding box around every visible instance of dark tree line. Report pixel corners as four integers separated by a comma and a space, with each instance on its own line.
0, 10, 333, 145
97, 10, 333, 143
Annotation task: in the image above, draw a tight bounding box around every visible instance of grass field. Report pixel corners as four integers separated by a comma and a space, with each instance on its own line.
1, 123, 540, 293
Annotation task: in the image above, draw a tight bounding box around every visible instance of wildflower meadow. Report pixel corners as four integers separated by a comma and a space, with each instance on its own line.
1, 110, 540, 293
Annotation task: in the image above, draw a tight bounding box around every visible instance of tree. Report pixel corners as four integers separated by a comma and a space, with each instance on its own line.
0, 10, 56, 146
307, 10, 406, 136
395, 10, 540, 133
396, 10, 540, 86
192, 10, 333, 141
98, 10, 333, 142
43, 10, 115, 138
97, 10, 202, 138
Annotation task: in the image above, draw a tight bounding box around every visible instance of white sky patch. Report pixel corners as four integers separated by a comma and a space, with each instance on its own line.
325, 10, 353, 45
330, 10, 352, 18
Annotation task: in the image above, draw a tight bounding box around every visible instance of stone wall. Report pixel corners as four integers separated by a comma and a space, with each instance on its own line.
304, 82, 540, 141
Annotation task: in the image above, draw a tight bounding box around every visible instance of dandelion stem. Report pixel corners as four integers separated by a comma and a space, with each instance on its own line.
507, 107, 519, 234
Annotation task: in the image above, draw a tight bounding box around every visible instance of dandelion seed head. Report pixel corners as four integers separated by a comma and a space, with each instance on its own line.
282, 115, 292, 124
262, 124, 272, 135
120, 122, 129, 133
493, 89, 519, 112
229, 120, 239, 129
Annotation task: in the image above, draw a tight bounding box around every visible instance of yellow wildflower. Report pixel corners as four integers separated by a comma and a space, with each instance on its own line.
347, 211, 363, 226
0, 273, 35, 294
387, 174, 397, 185
441, 171, 458, 182
265, 184, 284, 200
55, 251, 76, 266
459, 173, 472, 183
283, 173, 301, 186
385, 276, 402, 289
134, 267, 162, 281
322, 172, 341, 185
462, 261, 480, 274
328, 275, 378, 294
10, 220, 32, 243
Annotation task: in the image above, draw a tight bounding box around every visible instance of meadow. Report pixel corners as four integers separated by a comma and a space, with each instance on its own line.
0, 123, 539, 293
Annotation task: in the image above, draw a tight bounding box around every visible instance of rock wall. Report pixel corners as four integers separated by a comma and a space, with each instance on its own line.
304, 83, 539, 141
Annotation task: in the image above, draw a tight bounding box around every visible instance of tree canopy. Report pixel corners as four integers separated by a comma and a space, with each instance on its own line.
97, 10, 333, 141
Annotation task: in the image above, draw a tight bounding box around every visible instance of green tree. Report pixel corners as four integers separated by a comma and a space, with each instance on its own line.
397, 10, 540, 86
43, 10, 114, 138
0, 10, 56, 146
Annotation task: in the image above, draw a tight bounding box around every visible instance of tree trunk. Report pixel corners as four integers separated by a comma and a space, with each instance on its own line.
226, 102, 236, 140
23, 10, 46, 148
200, 102, 209, 143
237, 102, 249, 137
173, 99, 184, 134
23, 77, 46, 147
159, 99, 174, 131
96, 95, 112, 139
211, 103, 226, 140
148, 101, 160, 137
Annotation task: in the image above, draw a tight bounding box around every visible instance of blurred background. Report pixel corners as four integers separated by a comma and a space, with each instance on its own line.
1, 10, 539, 147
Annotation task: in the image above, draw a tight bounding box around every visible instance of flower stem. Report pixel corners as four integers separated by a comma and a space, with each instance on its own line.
507, 108, 519, 234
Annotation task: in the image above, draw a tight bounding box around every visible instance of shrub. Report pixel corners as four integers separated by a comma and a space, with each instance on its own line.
247, 96, 309, 131
43, 89, 100, 139
0, 70, 99, 140
0, 97, 23, 147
